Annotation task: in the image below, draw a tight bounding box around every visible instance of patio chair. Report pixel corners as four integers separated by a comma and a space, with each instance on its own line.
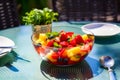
52, 0, 119, 22
0, 0, 20, 30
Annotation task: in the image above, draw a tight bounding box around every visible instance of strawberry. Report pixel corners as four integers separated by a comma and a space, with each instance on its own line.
70, 39, 77, 46
84, 38, 93, 43
60, 41, 69, 47
47, 40, 54, 47
66, 32, 74, 37
57, 48, 67, 58
51, 52, 59, 59
75, 35, 84, 44
60, 33, 68, 41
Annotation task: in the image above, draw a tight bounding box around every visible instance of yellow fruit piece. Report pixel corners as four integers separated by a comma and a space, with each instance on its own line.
82, 34, 88, 40
88, 34, 94, 40
39, 33, 47, 41
68, 52, 81, 61
70, 55, 80, 61
68, 52, 75, 58
67, 47, 80, 56
45, 50, 57, 62
80, 50, 87, 56
82, 34, 94, 41
35, 33, 47, 45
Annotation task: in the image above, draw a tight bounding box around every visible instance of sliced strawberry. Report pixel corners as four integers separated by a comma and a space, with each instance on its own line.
75, 35, 84, 44
47, 40, 54, 47
60, 41, 69, 47
84, 38, 93, 43
51, 52, 59, 59
70, 39, 77, 46
68, 44, 73, 48
57, 48, 67, 58
60, 33, 68, 41
66, 32, 74, 37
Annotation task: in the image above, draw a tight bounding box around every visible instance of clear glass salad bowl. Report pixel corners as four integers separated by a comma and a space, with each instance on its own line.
31, 26, 94, 66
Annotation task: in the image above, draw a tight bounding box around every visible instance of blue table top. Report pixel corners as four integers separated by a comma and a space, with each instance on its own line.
0, 21, 120, 80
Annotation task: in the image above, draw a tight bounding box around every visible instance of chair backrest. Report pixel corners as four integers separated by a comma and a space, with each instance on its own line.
52, 0, 119, 22
0, 0, 20, 30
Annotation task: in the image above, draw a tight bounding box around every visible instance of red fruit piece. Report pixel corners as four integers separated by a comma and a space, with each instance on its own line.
66, 32, 74, 37
60, 41, 69, 47
75, 35, 84, 44
47, 40, 54, 47
51, 52, 59, 59
84, 38, 93, 43
60, 33, 68, 41
58, 48, 67, 58
70, 39, 77, 46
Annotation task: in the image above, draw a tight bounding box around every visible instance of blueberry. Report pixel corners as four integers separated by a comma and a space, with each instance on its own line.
57, 57, 68, 64
57, 57, 63, 62
63, 58, 68, 64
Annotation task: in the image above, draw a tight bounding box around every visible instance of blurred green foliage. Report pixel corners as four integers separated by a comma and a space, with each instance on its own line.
22, 8, 58, 25
16, 0, 48, 24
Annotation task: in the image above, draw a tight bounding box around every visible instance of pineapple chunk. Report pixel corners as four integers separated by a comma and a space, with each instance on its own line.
39, 33, 47, 41
35, 33, 47, 45
70, 54, 81, 61
68, 52, 81, 61
67, 47, 81, 61
67, 47, 80, 55
82, 34, 88, 41
82, 34, 94, 41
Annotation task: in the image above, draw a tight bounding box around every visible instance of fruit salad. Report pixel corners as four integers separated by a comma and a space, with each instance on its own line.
32, 31, 94, 66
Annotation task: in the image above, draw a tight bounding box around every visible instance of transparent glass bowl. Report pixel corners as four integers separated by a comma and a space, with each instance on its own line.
31, 26, 94, 66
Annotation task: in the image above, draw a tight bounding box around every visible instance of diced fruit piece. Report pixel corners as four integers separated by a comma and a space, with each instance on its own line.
55, 37, 60, 43
67, 47, 81, 54
60, 41, 69, 47
45, 50, 57, 62
70, 54, 81, 61
61, 49, 67, 58
53, 42, 61, 48
67, 47, 81, 57
51, 52, 59, 59
60, 33, 68, 41
82, 34, 88, 40
34, 34, 47, 46
40, 41, 47, 46
70, 38, 77, 46
75, 35, 84, 44
66, 32, 74, 37
58, 48, 67, 58
47, 40, 54, 47
39, 33, 47, 41
82, 34, 94, 43
46, 32, 59, 39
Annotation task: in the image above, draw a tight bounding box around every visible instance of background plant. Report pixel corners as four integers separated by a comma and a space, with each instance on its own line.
22, 8, 58, 25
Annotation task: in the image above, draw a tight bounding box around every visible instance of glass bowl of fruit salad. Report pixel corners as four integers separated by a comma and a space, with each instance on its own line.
31, 26, 94, 66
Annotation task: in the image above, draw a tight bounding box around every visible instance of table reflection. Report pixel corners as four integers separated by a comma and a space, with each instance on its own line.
40, 60, 93, 80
